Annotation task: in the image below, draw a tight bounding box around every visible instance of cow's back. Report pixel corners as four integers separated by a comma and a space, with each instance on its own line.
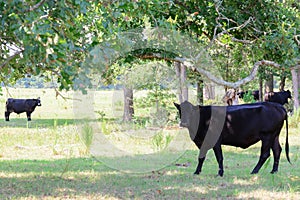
6, 99, 29, 114
221, 102, 286, 148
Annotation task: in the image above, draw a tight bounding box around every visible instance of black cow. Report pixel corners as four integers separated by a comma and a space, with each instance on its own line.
5, 98, 41, 121
237, 90, 260, 101
174, 101, 290, 176
264, 90, 292, 105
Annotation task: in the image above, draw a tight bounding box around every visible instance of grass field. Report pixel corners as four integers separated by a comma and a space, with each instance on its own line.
0, 88, 299, 199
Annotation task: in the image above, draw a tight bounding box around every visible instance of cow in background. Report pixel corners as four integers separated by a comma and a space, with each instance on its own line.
5, 98, 41, 121
264, 90, 292, 105
237, 90, 260, 101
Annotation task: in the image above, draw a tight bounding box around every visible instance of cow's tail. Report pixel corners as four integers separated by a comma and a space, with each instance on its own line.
285, 114, 291, 164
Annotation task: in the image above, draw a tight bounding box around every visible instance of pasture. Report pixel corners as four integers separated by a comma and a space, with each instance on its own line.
0, 88, 299, 199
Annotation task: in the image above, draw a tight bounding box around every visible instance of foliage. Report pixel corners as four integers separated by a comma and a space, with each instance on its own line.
0, 0, 99, 90
1, 0, 299, 95
242, 91, 256, 103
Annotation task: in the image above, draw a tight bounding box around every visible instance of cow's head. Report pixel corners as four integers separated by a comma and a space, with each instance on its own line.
286, 90, 292, 99
281, 90, 292, 105
36, 97, 41, 106
174, 101, 200, 128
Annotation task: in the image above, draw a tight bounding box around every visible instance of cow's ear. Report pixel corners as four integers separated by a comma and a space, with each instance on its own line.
37, 97, 40, 100
173, 102, 180, 110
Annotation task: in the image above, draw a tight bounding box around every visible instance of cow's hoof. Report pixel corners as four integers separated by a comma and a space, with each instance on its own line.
193, 171, 200, 175
251, 171, 258, 174
218, 171, 224, 177
270, 170, 278, 174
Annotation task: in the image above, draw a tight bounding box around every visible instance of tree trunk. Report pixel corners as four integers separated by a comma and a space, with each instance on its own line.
197, 79, 204, 105
175, 62, 188, 103
205, 83, 215, 100
259, 77, 263, 101
180, 63, 188, 102
265, 72, 273, 93
123, 86, 134, 121
291, 67, 299, 110
279, 75, 286, 91
175, 62, 183, 103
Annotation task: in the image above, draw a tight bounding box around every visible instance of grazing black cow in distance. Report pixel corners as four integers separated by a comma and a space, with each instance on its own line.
264, 90, 292, 105
174, 101, 290, 176
5, 98, 41, 121
237, 90, 260, 101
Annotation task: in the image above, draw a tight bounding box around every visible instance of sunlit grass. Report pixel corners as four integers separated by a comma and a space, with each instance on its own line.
0, 88, 299, 199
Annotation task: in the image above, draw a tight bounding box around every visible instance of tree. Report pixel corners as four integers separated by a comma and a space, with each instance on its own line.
0, 0, 99, 91
2, 0, 299, 113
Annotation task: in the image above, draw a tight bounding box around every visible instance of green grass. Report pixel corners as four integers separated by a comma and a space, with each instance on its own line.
0, 88, 299, 199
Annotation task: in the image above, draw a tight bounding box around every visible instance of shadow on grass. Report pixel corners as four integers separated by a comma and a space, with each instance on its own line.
0, 117, 118, 128
0, 118, 99, 128
0, 149, 298, 199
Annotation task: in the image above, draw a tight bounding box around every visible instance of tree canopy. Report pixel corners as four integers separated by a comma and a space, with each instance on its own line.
1, 0, 299, 93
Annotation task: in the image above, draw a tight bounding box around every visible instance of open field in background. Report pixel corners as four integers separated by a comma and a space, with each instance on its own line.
0, 88, 299, 199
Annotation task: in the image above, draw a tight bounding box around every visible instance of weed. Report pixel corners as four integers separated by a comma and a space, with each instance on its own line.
151, 130, 173, 151
80, 123, 94, 154
95, 110, 106, 121
101, 120, 114, 135
152, 131, 164, 151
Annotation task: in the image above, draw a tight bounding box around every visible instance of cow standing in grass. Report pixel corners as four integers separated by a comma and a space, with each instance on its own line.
174, 101, 290, 176
5, 98, 41, 121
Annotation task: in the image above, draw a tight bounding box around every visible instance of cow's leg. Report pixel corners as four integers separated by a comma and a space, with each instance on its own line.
213, 144, 224, 177
251, 135, 272, 174
194, 156, 206, 175
5, 111, 10, 121
271, 135, 282, 174
26, 112, 31, 121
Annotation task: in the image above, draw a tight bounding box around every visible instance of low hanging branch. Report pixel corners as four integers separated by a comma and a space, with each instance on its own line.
184, 60, 282, 88
133, 52, 282, 89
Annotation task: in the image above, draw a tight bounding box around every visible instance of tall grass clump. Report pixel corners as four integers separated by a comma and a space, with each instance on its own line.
80, 123, 94, 154
51, 119, 59, 155
152, 130, 173, 151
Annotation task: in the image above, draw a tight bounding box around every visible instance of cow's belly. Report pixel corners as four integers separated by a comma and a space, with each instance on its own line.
222, 138, 260, 149
221, 130, 261, 149
12, 109, 26, 114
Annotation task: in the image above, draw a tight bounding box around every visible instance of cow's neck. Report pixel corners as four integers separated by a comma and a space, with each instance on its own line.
186, 107, 199, 141
190, 106, 212, 148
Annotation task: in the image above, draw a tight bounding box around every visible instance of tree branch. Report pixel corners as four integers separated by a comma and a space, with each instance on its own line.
134, 52, 283, 88
202, 1, 256, 58
294, 35, 300, 46
24, 0, 47, 13
183, 60, 282, 88
0, 50, 24, 69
